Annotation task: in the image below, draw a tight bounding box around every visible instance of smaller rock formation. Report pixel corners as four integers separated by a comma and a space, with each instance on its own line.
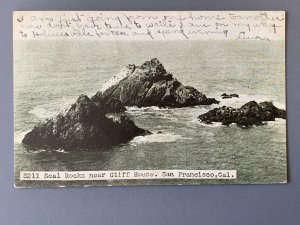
22, 95, 150, 150
198, 101, 286, 127
221, 93, 239, 99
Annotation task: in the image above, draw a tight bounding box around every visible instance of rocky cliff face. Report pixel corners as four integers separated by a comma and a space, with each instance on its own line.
198, 101, 286, 127
100, 58, 219, 108
22, 95, 150, 150
91, 91, 126, 113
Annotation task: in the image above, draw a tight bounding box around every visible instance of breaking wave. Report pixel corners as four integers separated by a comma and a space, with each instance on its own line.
266, 118, 286, 126
130, 132, 190, 146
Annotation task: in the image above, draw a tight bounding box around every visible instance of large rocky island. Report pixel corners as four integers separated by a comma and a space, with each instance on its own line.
97, 58, 219, 108
22, 95, 150, 150
198, 101, 286, 127
23, 58, 218, 151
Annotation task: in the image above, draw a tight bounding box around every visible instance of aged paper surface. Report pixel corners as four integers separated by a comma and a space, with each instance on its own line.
14, 11, 285, 41
13, 11, 286, 187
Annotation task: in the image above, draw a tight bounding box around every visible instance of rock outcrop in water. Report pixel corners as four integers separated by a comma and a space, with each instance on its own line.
198, 101, 286, 127
22, 95, 150, 150
100, 58, 219, 108
221, 93, 239, 99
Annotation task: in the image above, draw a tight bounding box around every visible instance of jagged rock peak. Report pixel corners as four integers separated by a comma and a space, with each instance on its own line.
139, 58, 167, 75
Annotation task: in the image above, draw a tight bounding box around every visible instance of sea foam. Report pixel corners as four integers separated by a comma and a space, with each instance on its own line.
15, 130, 31, 144
130, 132, 188, 146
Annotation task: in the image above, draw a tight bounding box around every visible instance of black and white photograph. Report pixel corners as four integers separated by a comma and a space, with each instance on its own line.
13, 11, 287, 187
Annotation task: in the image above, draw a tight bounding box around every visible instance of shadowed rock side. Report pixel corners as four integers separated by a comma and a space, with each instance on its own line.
100, 58, 219, 108
198, 101, 286, 128
91, 92, 126, 114
22, 95, 150, 150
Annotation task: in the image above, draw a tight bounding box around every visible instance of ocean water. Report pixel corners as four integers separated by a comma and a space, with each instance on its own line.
14, 40, 286, 187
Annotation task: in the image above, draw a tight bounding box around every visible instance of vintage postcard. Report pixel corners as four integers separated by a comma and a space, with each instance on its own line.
13, 11, 286, 187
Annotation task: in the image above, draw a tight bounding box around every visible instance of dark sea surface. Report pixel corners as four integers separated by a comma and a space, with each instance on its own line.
14, 40, 286, 187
